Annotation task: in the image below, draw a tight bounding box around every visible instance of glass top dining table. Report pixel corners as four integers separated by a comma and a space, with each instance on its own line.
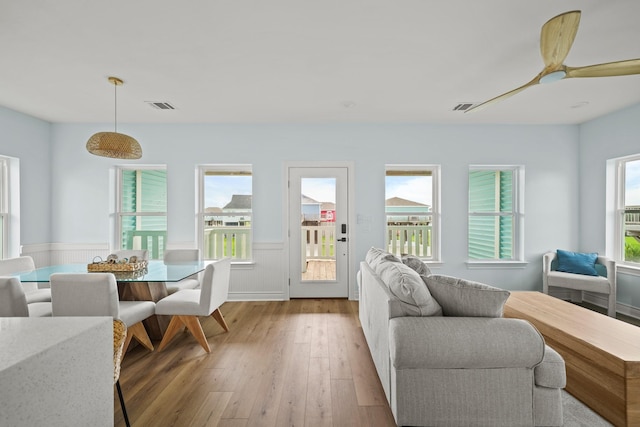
14, 260, 208, 283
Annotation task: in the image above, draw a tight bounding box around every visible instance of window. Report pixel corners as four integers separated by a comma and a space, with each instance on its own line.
198, 165, 252, 261
116, 166, 167, 260
0, 158, 7, 259
385, 165, 440, 262
468, 166, 524, 262
611, 155, 640, 268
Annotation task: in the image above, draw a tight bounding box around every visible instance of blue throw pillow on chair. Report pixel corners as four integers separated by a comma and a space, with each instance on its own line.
556, 249, 598, 276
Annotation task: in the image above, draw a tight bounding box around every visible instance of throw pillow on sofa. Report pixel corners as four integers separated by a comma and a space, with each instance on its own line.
376, 261, 442, 317
424, 274, 510, 317
365, 247, 400, 271
401, 254, 431, 276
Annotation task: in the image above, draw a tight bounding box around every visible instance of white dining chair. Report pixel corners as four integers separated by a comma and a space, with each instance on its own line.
155, 258, 231, 353
0, 256, 51, 303
113, 249, 149, 261
163, 249, 201, 294
50, 272, 156, 354
0, 276, 52, 317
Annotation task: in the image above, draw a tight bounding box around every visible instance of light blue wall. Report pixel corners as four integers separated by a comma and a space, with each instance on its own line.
579, 103, 640, 307
0, 106, 51, 248
45, 121, 579, 291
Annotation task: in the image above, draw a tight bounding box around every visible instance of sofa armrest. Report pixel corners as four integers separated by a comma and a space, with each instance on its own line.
597, 255, 616, 284
389, 317, 545, 370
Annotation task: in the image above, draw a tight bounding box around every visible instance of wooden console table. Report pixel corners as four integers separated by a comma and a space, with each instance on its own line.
504, 291, 640, 427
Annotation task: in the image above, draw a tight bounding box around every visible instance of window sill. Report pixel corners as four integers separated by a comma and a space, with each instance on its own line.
466, 260, 528, 269
617, 264, 640, 277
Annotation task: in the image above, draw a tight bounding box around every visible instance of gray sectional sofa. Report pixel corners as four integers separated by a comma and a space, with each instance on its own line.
358, 248, 566, 426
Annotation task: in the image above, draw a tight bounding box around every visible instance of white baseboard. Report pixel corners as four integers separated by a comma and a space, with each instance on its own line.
548, 288, 640, 321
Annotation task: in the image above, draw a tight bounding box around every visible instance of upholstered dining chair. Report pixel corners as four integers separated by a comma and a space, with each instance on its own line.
113, 249, 149, 261
50, 272, 156, 354
155, 258, 231, 353
0, 256, 51, 303
113, 319, 131, 427
163, 248, 201, 294
0, 276, 52, 317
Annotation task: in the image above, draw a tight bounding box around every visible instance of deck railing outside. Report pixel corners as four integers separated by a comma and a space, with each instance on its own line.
203, 227, 251, 260
302, 226, 336, 260
387, 225, 432, 258
122, 230, 167, 259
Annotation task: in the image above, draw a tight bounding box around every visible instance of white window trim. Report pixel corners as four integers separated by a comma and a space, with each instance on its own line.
466, 165, 526, 267
607, 154, 640, 275
197, 164, 253, 262
0, 156, 20, 259
385, 164, 441, 264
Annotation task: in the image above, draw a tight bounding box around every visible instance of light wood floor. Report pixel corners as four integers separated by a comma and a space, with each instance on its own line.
116, 299, 396, 427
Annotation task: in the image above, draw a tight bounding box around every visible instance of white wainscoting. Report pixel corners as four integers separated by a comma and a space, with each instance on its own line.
549, 288, 640, 321
227, 242, 287, 300
21, 242, 288, 300
21, 243, 110, 267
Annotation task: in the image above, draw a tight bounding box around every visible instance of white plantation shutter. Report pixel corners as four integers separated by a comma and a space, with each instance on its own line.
118, 167, 167, 259
468, 169, 515, 260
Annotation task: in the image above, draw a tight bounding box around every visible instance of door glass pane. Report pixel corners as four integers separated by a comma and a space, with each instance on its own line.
301, 178, 336, 281
625, 159, 640, 263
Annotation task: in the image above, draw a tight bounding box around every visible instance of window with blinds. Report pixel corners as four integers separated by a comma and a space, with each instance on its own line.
0, 158, 7, 259
116, 166, 167, 259
468, 167, 522, 261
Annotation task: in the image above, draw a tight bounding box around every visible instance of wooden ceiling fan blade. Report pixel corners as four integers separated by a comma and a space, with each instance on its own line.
565, 59, 640, 78
540, 10, 581, 69
465, 78, 539, 113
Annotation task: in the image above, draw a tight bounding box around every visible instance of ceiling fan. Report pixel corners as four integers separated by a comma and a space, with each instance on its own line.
465, 10, 640, 113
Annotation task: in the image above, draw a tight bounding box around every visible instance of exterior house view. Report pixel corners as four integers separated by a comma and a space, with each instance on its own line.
1, 1, 640, 426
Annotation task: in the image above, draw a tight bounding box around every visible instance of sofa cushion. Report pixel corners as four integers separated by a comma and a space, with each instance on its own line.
365, 247, 400, 271
376, 261, 442, 317
424, 274, 510, 317
401, 254, 431, 276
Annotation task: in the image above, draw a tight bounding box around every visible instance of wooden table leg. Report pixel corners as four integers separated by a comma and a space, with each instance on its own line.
118, 281, 169, 340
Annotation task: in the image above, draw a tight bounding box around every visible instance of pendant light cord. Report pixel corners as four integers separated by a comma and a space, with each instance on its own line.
114, 80, 118, 133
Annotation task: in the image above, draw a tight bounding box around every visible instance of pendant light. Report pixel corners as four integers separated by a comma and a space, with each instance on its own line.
86, 76, 142, 159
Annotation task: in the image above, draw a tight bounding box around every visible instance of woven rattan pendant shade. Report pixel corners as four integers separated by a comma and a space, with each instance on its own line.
86, 132, 142, 159
86, 76, 142, 159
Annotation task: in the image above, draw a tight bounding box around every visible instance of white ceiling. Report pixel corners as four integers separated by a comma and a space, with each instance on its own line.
1, 0, 639, 125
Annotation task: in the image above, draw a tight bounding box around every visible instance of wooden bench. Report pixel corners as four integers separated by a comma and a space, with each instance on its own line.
504, 291, 640, 427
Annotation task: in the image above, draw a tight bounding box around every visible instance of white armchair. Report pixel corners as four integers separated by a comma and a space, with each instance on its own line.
543, 251, 617, 317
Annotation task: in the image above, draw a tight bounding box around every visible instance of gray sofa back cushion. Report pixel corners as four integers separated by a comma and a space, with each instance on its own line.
365, 246, 400, 270
401, 254, 431, 276
375, 259, 442, 317
425, 274, 510, 317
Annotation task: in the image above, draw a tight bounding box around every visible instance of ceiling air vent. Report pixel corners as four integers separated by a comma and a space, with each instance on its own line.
146, 101, 176, 110
452, 103, 475, 112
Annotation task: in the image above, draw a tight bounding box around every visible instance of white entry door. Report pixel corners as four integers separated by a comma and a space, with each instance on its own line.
289, 167, 349, 298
